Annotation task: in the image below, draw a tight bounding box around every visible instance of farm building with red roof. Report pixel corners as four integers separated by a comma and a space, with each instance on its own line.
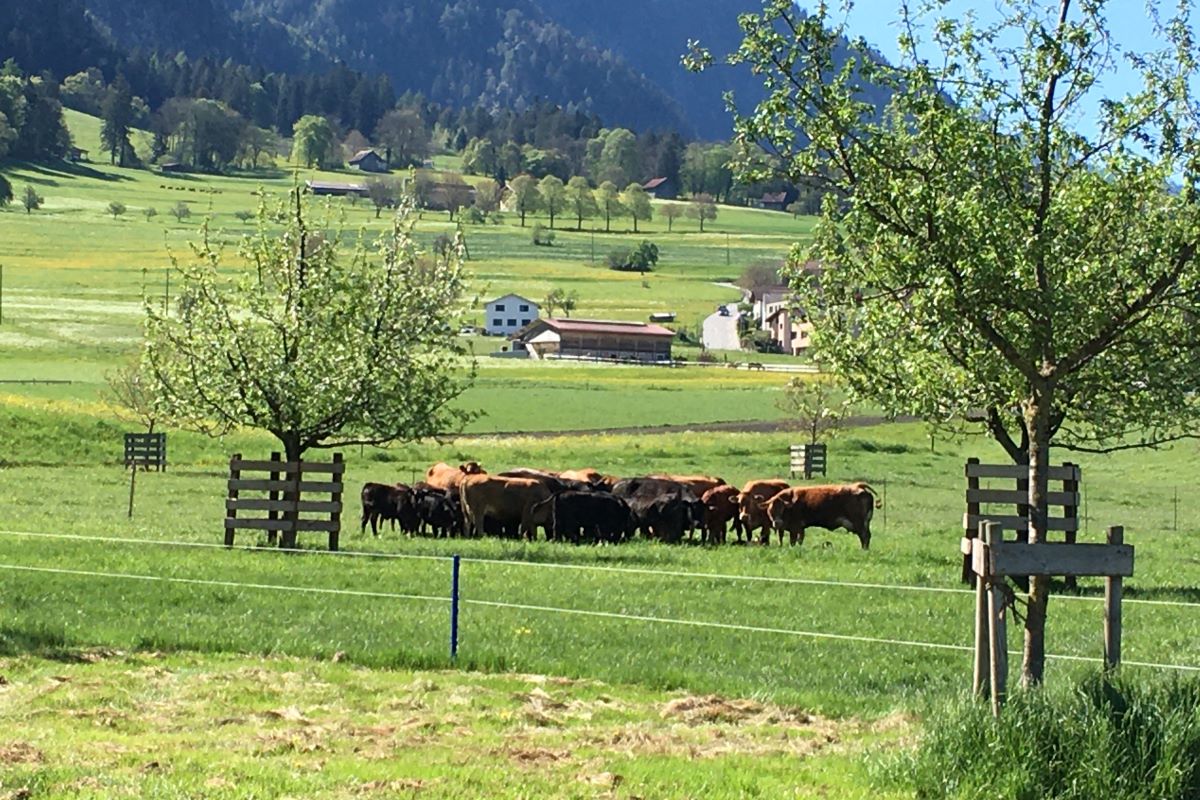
511, 318, 674, 362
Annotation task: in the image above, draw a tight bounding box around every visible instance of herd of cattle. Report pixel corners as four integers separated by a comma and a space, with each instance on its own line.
361, 461, 882, 548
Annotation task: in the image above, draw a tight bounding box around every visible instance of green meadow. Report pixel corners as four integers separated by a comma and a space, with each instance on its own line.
4, 112, 1200, 797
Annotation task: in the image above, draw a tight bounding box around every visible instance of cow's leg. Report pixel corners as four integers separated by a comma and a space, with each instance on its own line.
361, 507, 370, 534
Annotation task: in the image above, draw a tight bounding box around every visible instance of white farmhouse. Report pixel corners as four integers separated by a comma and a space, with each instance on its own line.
483, 294, 539, 336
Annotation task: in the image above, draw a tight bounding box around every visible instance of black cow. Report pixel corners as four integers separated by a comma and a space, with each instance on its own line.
611, 478, 705, 543
360, 482, 416, 536
534, 491, 637, 544
413, 486, 461, 538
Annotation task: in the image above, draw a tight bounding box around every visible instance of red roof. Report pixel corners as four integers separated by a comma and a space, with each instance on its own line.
532, 318, 676, 338
643, 177, 668, 189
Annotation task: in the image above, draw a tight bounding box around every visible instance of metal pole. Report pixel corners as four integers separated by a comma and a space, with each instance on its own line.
450, 554, 461, 660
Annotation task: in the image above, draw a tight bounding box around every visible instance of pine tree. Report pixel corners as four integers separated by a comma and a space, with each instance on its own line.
100, 75, 134, 167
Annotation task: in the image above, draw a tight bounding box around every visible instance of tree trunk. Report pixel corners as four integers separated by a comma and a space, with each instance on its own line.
1021, 384, 1054, 685
633, 216, 639, 233
549, 210, 555, 228
280, 434, 304, 550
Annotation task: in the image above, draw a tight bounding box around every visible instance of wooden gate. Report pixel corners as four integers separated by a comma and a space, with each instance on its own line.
124, 432, 167, 471
962, 458, 1080, 586
225, 452, 345, 550
789, 443, 827, 479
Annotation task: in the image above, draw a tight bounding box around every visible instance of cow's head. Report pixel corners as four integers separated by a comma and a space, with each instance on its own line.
459, 461, 484, 475
737, 496, 764, 526
765, 493, 795, 530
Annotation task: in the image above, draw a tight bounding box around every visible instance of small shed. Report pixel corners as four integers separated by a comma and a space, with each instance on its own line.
68, 147, 89, 162
348, 149, 389, 173
484, 294, 539, 336
160, 161, 187, 173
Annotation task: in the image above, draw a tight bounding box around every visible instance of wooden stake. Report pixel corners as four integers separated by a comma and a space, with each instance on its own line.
127, 462, 137, 518
972, 528, 991, 698
986, 522, 1008, 716
1104, 525, 1124, 671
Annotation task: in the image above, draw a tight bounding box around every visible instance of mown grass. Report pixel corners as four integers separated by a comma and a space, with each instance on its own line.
0, 651, 905, 799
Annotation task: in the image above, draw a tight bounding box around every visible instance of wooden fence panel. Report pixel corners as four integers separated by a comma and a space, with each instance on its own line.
224, 453, 343, 550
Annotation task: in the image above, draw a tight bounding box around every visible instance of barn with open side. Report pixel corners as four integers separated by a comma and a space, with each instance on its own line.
511, 318, 674, 362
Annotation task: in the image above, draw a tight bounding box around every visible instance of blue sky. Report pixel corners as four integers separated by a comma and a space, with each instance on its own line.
835, 1, 1186, 104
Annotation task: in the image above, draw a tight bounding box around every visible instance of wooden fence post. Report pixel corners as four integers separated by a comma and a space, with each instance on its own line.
963, 458, 981, 585
985, 522, 1008, 716
1104, 525, 1124, 671
329, 453, 343, 552
1063, 462, 1079, 590
972, 521, 991, 698
267, 451, 281, 546
225, 453, 241, 547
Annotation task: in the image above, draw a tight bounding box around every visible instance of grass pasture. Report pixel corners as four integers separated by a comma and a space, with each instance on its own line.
6, 112, 1200, 796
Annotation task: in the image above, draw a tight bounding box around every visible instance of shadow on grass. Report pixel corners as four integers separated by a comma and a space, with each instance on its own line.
1059, 582, 1200, 605
0, 624, 103, 662
13, 160, 135, 184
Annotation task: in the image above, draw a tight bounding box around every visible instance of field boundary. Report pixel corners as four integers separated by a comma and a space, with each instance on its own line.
0, 528, 1195, 607
0, 554, 1197, 674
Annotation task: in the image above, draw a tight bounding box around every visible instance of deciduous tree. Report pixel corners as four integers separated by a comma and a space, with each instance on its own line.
685, 193, 717, 232
509, 174, 541, 227
21, 185, 41, 214
622, 183, 652, 233
539, 175, 566, 228
595, 181, 624, 233
695, 0, 1200, 684
660, 202, 683, 231
566, 176, 597, 230
144, 191, 474, 547
375, 108, 430, 169
291, 114, 337, 169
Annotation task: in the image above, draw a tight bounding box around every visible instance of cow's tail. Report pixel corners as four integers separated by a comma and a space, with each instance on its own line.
856, 482, 883, 509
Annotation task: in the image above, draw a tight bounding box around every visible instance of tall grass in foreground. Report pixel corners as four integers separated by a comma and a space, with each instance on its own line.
894, 672, 1200, 799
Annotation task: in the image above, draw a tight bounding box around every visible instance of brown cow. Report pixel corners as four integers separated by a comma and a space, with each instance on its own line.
649, 474, 727, 498
700, 484, 741, 544
459, 474, 553, 540
763, 483, 881, 548
559, 468, 602, 484
424, 461, 486, 492
737, 479, 791, 544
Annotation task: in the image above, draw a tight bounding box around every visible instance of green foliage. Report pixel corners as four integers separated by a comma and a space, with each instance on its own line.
595, 180, 624, 232
508, 174, 541, 227
106, 200, 126, 219
660, 201, 683, 231
472, 177, 501, 213
538, 174, 566, 228
170, 201, 190, 222
681, 142, 733, 200
365, 177, 399, 218
530, 222, 555, 246
566, 175, 597, 229
21, 184, 42, 214
99, 74, 134, 167
777, 376, 850, 445
899, 674, 1200, 800
158, 97, 246, 171
375, 108, 429, 169
586, 127, 639, 185
685, 193, 717, 231
143, 190, 474, 480
143, 206, 157, 221
290, 114, 336, 169
0, 173, 11, 207
607, 239, 658, 272
542, 286, 578, 317
622, 182, 653, 233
